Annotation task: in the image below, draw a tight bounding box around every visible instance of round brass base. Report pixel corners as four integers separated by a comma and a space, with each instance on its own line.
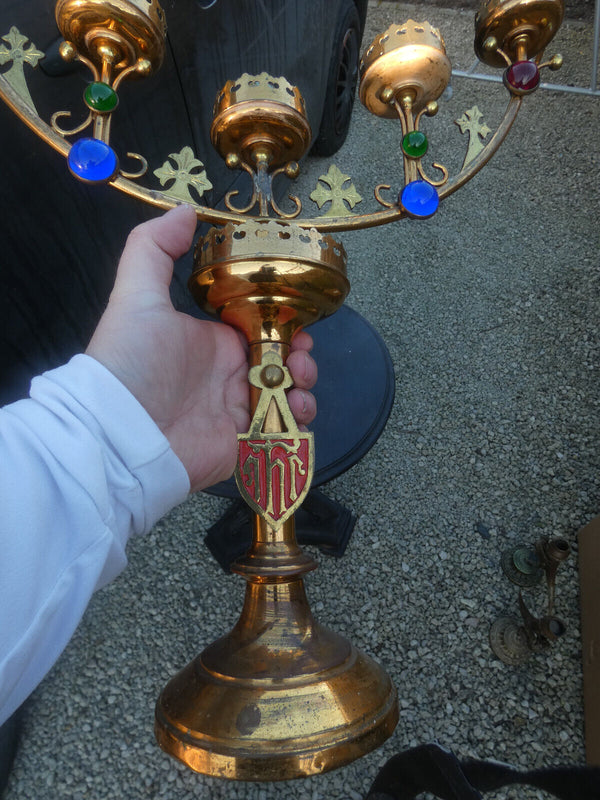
155, 632, 398, 781
489, 616, 530, 665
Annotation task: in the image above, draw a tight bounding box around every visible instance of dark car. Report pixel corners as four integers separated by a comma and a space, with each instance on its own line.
0, 0, 368, 404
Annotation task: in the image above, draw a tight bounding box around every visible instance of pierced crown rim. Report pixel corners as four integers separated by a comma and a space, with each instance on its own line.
196, 220, 348, 272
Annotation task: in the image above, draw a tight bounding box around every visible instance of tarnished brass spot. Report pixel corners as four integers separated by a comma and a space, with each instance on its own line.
501, 545, 543, 587
359, 21, 451, 118
474, 0, 564, 68
490, 616, 531, 665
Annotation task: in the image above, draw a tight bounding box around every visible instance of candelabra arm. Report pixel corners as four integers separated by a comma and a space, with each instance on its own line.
0, 69, 522, 233
0, 58, 401, 229
300, 94, 522, 231
0, 74, 245, 221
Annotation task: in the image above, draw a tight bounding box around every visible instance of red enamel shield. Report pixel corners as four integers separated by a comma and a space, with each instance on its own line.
236, 434, 313, 527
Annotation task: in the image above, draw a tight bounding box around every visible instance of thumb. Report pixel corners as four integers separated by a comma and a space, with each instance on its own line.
112, 205, 197, 298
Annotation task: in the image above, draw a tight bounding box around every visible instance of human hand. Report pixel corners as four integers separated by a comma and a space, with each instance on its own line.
86, 205, 317, 492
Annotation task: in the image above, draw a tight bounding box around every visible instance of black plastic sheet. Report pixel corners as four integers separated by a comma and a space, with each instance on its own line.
366, 743, 600, 800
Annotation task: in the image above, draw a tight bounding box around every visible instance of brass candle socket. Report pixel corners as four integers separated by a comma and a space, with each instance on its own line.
211, 73, 311, 171
189, 220, 350, 345
474, 0, 564, 67
55, 0, 166, 75
359, 20, 451, 118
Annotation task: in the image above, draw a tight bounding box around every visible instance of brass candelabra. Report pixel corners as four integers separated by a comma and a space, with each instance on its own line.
0, 0, 564, 782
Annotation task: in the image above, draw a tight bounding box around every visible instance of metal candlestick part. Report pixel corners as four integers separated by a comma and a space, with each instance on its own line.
492, 537, 571, 664
156, 217, 397, 778
0, 0, 565, 781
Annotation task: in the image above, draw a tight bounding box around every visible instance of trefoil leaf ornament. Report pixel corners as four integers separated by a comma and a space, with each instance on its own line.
0, 27, 44, 110
310, 164, 362, 217
154, 146, 213, 204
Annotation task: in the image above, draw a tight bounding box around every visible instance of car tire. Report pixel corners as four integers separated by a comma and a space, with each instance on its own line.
311, 0, 361, 157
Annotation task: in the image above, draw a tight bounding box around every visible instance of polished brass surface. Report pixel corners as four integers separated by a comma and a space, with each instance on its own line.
155, 580, 398, 780
475, 0, 564, 68
155, 340, 398, 779
0, 2, 566, 779
210, 73, 311, 218
55, 0, 166, 75
359, 21, 451, 118
211, 73, 312, 170
159, 203, 398, 778
189, 220, 350, 345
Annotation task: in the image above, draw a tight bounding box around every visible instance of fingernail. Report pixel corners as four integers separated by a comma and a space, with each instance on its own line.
303, 352, 311, 382
300, 391, 307, 415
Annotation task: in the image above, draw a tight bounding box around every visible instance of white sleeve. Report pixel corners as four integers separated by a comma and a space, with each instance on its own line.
0, 354, 190, 725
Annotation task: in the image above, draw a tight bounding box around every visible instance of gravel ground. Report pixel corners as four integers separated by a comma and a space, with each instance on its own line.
5, 2, 600, 799
402, 0, 598, 22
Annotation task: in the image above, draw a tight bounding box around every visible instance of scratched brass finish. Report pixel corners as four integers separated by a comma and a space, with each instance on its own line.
55, 0, 166, 74
189, 220, 350, 345
155, 337, 398, 779
475, 0, 564, 68
359, 21, 451, 118
211, 73, 312, 169
155, 579, 398, 780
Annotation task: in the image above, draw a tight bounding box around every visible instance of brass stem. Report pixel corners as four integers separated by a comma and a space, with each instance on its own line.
75, 51, 100, 81
91, 55, 114, 142
395, 96, 419, 185
233, 340, 317, 582
514, 35, 529, 62
255, 159, 270, 217
93, 112, 111, 142
100, 59, 112, 84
